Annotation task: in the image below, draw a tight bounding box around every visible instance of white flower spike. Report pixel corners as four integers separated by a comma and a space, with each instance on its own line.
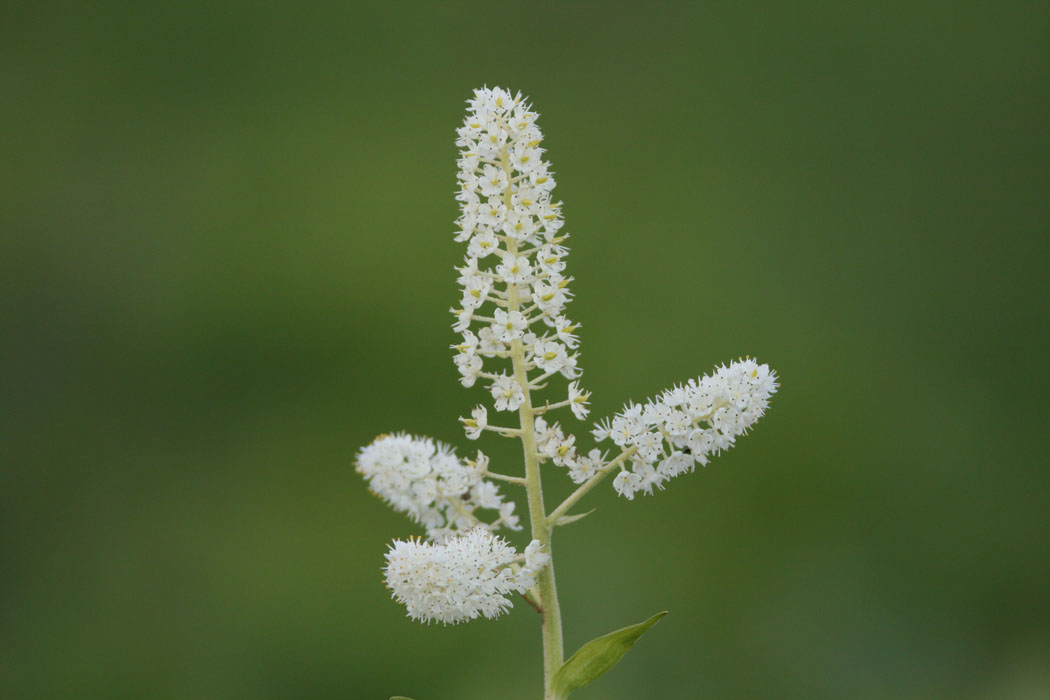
357, 87, 779, 700
593, 358, 779, 499
385, 528, 547, 625
450, 86, 591, 441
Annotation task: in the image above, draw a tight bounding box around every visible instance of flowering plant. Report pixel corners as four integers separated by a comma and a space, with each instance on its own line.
356, 87, 778, 700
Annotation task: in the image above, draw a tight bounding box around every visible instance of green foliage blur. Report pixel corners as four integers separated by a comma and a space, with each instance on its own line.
3, 2, 1048, 699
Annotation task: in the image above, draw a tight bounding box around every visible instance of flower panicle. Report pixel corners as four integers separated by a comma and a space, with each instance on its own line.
355, 432, 520, 541
593, 358, 779, 499
449, 86, 589, 442
384, 528, 549, 625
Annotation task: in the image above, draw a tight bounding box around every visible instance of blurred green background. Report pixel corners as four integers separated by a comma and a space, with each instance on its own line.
3, 2, 1049, 698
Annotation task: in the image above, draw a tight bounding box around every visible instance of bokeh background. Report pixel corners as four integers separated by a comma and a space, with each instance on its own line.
4, 2, 1049, 699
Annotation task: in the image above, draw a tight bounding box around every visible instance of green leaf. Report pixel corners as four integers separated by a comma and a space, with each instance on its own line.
550, 611, 667, 699
390, 696, 414, 699
553, 508, 596, 527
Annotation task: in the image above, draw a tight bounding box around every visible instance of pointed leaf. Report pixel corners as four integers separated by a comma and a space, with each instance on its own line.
551, 611, 667, 699
554, 508, 596, 527
390, 696, 415, 699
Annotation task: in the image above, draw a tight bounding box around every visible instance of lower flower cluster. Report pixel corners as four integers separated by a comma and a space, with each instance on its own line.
384, 528, 549, 625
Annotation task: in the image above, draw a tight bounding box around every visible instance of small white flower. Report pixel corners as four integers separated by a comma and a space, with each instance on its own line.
531, 280, 568, 314
634, 431, 663, 462
533, 340, 568, 373
658, 451, 694, 479
533, 415, 555, 450
495, 252, 533, 285
492, 308, 527, 343
467, 230, 500, 259
559, 353, 581, 379
481, 123, 508, 152
490, 375, 525, 412
455, 353, 482, 388
498, 500, 520, 530
502, 209, 538, 241
471, 480, 502, 509
450, 306, 474, 333
592, 417, 612, 442
460, 275, 492, 309
523, 540, 550, 574
568, 448, 604, 483
478, 326, 507, 354
568, 381, 590, 419
511, 185, 541, 212
479, 164, 509, 197
461, 404, 487, 440
452, 330, 479, 356
612, 470, 641, 500
510, 144, 541, 173
552, 316, 579, 348
530, 168, 556, 192
478, 199, 507, 227
550, 433, 577, 468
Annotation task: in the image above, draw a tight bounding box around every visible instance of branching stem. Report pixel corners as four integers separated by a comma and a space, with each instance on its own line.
546, 446, 638, 527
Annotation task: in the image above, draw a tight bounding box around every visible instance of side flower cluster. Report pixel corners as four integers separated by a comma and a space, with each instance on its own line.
355, 433, 520, 542
384, 528, 549, 625
593, 358, 779, 499
450, 86, 590, 428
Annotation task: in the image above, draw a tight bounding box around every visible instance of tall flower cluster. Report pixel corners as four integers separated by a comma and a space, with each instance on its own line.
358, 86, 780, 664
355, 433, 519, 542
592, 358, 779, 499
450, 87, 590, 429
384, 528, 549, 625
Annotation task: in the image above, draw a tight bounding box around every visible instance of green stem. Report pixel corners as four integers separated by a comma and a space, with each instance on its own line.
513, 334, 564, 698
546, 446, 637, 527
502, 140, 564, 699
